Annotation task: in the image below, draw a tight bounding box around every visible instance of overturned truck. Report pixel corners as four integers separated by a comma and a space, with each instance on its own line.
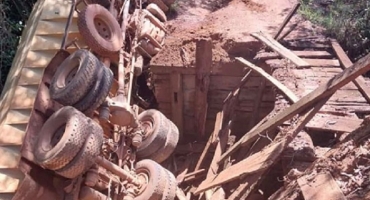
0, 0, 179, 199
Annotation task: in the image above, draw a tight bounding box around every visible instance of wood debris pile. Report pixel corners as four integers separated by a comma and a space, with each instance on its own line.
165, 4, 370, 199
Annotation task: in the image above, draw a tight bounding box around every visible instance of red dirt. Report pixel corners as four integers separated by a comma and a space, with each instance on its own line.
152, 0, 324, 67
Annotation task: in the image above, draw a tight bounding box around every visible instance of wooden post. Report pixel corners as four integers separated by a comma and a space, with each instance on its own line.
194, 39, 212, 136
170, 72, 184, 137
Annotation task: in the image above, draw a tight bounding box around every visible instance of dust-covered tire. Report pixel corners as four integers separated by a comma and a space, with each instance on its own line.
136, 110, 169, 158
162, 169, 177, 200
50, 49, 100, 105
34, 106, 92, 170
55, 122, 103, 179
78, 4, 123, 56
149, 120, 179, 163
73, 67, 113, 114
134, 159, 167, 200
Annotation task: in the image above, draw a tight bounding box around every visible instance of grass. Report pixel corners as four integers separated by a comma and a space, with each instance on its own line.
299, 0, 370, 61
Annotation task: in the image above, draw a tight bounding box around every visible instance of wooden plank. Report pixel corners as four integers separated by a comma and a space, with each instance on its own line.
303, 59, 340, 67
194, 39, 212, 136
274, 3, 301, 39
0, 147, 21, 169
236, 58, 299, 103
0, 169, 24, 193
331, 39, 370, 103
306, 114, 362, 133
298, 173, 346, 200
194, 111, 223, 171
255, 50, 333, 60
170, 73, 184, 136
251, 32, 310, 67
195, 98, 327, 194
217, 52, 370, 164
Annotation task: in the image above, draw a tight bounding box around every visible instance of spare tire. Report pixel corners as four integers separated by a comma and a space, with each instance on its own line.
78, 4, 123, 56
33, 106, 92, 170
50, 49, 101, 106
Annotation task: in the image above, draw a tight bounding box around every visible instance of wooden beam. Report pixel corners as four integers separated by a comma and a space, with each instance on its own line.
274, 3, 301, 39
251, 32, 310, 67
236, 58, 299, 103
255, 50, 333, 60
195, 97, 328, 194
170, 72, 184, 137
298, 173, 346, 200
331, 39, 370, 103
194, 39, 212, 136
217, 52, 370, 164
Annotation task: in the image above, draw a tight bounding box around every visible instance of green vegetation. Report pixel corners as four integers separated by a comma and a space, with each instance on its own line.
299, 0, 370, 61
0, 0, 37, 93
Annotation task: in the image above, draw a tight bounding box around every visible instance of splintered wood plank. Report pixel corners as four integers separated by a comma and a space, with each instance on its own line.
306, 114, 362, 133
218, 52, 370, 164
170, 73, 184, 136
303, 59, 340, 67
251, 32, 310, 67
298, 173, 346, 200
256, 51, 333, 60
194, 39, 212, 136
195, 98, 327, 195
194, 111, 223, 171
331, 39, 370, 103
236, 58, 299, 103
36, 19, 79, 35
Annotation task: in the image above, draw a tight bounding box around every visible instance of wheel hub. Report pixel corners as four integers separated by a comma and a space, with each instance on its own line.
94, 18, 111, 39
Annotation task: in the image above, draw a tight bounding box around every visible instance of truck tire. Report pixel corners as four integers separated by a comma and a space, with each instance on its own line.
55, 123, 103, 179
73, 66, 113, 114
136, 110, 169, 158
149, 120, 179, 163
50, 49, 100, 106
78, 4, 123, 56
134, 159, 167, 200
162, 169, 177, 200
34, 106, 92, 170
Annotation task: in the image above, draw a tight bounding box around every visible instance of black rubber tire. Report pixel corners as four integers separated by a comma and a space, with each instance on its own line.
136, 110, 169, 158
34, 106, 91, 170
55, 122, 104, 179
73, 66, 113, 114
50, 49, 100, 106
134, 159, 167, 200
78, 4, 123, 56
162, 169, 177, 200
149, 119, 179, 163
86, 0, 110, 8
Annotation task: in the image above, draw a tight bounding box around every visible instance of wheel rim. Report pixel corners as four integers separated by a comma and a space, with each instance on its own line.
141, 118, 154, 140
56, 57, 80, 88
42, 124, 66, 152
94, 17, 112, 40
135, 170, 150, 196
